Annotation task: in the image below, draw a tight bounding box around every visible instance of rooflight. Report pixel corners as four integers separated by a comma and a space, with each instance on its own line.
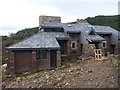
67, 24, 72, 27
88, 25, 93, 28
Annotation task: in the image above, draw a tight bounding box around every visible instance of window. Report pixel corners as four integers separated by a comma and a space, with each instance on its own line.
102, 41, 107, 48
44, 28, 64, 32
71, 41, 77, 49
89, 30, 96, 35
72, 43, 75, 48
36, 50, 47, 59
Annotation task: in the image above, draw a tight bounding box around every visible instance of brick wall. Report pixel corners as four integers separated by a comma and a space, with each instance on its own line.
102, 35, 116, 54
37, 50, 50, 71
7, 51, 33, 73
67, 39, 81, 56
56, 50, 61, 67
67, 32, 81, 56
7, 51, 15, 73
7, 50, 61, 73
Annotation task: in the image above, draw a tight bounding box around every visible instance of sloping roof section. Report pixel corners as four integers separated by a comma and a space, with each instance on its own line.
86, 35, 105, 42
63, 22, 91, 33
93, 25, 113, 34
93, 25, 119, 45
42, 20, 62, 27
6, 32, 70, 50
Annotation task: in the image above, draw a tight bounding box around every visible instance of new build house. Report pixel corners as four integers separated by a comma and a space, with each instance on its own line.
6, 16, 119, 73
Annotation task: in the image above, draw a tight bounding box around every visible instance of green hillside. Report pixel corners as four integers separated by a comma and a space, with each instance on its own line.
1, 27, 39, 64
85, 15, 119, 31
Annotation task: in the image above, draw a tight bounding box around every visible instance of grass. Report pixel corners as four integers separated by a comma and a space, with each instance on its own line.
16, 70, 51, 78
3, 69, 51, 82
111, 56, 120, 61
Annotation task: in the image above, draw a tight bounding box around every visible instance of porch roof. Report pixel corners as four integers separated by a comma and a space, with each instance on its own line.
86, 35, 105, 42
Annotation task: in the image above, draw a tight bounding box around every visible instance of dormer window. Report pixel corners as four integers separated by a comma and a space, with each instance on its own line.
43, 27, 64, 32
89, 30, 96, 35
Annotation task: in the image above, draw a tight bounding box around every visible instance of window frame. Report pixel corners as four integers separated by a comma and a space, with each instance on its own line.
71, 41, 77, 50
36, 50, 47, 59
102, 41, 107, 48
69, 33, 80, 39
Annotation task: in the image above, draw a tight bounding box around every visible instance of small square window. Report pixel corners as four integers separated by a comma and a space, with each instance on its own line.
72, 43, 75, 48
36, 50, 47, 59
71, 41, 77, 49
102, 41, 107, 48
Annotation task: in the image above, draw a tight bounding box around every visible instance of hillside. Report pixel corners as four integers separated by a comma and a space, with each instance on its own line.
1, 27, 39, 64
86, 15, 119, 31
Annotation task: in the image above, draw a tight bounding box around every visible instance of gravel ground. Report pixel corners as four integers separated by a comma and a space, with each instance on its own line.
2, 59, 118, 88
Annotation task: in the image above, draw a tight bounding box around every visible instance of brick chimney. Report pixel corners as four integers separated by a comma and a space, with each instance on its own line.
39, 15, 61, 27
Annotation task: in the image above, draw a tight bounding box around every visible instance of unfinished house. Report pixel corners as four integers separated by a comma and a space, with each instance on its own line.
6, 16, 119, 73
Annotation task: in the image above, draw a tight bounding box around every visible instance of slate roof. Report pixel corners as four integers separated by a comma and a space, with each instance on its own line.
93, 25, 119, 45
6, 32, 70, 50
42, 20, 62, 27
86, 35, 105, 42
63, 22, 91, 33
93, 25, 113, 34
7, 20, 119, 50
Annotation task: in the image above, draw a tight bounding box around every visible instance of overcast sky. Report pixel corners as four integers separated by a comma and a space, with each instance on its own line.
0, 0, 119, 36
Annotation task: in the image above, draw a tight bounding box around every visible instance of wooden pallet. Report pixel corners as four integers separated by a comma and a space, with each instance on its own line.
94, 49, 103, 60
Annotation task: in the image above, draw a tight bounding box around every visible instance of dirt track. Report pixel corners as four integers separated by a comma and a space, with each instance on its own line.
2, 59, 118, 88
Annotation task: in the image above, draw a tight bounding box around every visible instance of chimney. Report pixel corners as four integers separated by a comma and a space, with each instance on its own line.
39, 15, 61, 27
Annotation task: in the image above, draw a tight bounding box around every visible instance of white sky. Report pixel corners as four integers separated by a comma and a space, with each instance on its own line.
0, 0, 119, 36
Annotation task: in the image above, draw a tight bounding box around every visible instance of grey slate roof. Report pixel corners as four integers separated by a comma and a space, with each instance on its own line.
93, 25, 119, 45
42, 21, 118, 44
42, 20, 63, 27
86, 35, 105, 42
7, 20, 119, 50
6, 32, 70, 50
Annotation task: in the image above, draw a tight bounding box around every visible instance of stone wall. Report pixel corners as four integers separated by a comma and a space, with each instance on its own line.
82, 44, 95, 57
115, 40, 120, 55
39, 15, 61, 27
118, 40, 120, 55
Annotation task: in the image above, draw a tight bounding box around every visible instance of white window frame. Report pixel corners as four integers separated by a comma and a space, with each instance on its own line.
102, 41, 107, 48
71, 41, 77, 50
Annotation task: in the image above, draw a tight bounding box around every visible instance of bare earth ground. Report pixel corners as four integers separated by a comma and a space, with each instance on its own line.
2, 59, 118, 88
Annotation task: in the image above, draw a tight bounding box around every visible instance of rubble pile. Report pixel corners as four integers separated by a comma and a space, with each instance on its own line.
2, 60, 118, 88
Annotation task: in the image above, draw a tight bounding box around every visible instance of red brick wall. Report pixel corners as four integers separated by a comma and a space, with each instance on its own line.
103, 35, 115, 53
56, 51, 61, 67
67, 39, 81, 56
7, 50, 59, 73
37, 50, 50, 71
7, 51, 15, 73
14, 51, 32, 73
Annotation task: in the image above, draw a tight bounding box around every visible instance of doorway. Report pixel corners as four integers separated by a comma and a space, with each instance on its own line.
50, 51, 57, 68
